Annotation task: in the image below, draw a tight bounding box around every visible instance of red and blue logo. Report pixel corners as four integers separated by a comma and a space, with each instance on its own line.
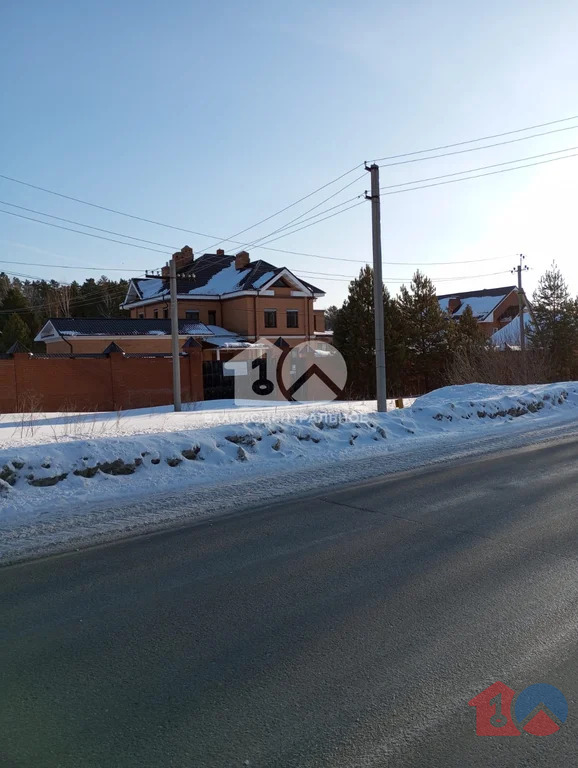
469, 681, 568, 736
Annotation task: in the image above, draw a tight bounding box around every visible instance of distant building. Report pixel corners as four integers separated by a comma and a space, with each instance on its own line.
438, 285, 528, 339
489, 310, 533, 349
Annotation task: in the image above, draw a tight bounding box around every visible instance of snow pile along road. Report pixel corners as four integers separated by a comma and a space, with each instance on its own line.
0, 382, 577, 562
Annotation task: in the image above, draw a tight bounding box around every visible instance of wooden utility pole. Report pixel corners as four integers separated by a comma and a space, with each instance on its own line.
170, 253, 182, 412
365, 163, 387, 412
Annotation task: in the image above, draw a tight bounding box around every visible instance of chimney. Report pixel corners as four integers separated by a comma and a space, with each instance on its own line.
235, 250, 250, 270
216, 248, 225, 256
173, 245, 194, 272
161, 263, 170, 277
448, 297, 462, 314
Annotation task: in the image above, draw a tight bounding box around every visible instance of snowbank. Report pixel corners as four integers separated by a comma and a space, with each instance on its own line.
0, 383, 577, 561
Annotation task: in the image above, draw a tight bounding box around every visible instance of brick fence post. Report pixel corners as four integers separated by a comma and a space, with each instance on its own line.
10, 348, 32, 411
183, 337, 204, 403
104, 342, 126, 411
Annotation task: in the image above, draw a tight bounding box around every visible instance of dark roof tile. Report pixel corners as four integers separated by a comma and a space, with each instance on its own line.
41, 318, 213, 337
128, 253, 324, 303
437, 285, 517, 300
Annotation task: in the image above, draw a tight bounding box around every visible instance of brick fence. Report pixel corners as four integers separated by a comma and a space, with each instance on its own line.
0, 347, 203, 413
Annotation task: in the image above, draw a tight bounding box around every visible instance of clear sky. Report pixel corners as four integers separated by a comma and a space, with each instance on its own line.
2, 0, 578, 309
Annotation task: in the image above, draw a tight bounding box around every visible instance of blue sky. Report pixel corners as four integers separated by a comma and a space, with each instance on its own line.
2, 0, 578, 308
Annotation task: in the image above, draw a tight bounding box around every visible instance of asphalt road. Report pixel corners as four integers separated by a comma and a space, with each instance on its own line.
1, 436, 577, 767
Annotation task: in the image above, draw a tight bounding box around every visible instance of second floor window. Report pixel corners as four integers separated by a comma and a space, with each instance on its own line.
153, 309, 159, 319
138, 312, 144, 319
264, 309, 277, 328
163, 308, 168, 318
186, 310, 200, 323
208, 310, 216, 325
286, 310, 298, 328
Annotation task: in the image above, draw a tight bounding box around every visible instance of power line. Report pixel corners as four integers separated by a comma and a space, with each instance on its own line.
0, 252, 514, 292
0, 259, 144, 273
0, 263, 514, 319
0, 208, 171, 254
243, 192, 365, 243
239, 174, 367, 249
0, 173, 218, 239
0, 282, 132, 316
252, 200, 367, 248
0, 200, 178, 249
1, 112, 576, 266
379, 151, 578, 198
0, 169, 368, 259
0, 172, 363, 261
374, 123, 578, 169
200, 164, 364, 250
379, 144, 578, 191
295, 269, 513, 282
242, 149, 578, 250
0, 181, 525, 269
371, 113, 578, 162
203, 131, 578, 249
4, 137, 576, 274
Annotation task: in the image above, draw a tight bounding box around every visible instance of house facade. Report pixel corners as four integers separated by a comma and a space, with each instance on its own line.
438, 285, 528, 339
35, 247, 329, 355
124, 247, 326, 342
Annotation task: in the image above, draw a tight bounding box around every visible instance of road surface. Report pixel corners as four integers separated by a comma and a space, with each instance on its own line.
1, 436, 577, 767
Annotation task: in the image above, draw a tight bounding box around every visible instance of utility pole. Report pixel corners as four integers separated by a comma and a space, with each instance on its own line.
170, 253, 182, 412
365, 163, 387, 412
513, 253, 529, 381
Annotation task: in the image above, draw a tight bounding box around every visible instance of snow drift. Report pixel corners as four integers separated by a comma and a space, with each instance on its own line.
1, 383, 576, 533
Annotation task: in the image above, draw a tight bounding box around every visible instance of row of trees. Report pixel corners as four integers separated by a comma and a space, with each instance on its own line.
329, 264, 578, 397
0, 274, 129, 352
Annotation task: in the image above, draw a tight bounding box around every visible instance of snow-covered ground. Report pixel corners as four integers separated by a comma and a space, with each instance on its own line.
1, 383, 577, 564
0, 398, 408, 449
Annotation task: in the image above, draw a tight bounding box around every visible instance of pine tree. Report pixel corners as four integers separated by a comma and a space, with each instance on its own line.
0, 313, 33, 352
323, 305, 339, 331
332, 266, 405, 399
527, 263, 578, 380
397, 270, 447, 391
448, 305, 486, 352
0, 287, 35, 339
333, 266, 376, 398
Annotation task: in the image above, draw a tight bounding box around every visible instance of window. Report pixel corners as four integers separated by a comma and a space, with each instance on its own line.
163, 308, 168, 319
185, 310, 200, 322
208, 310, 216, 325
138, 312, 144, 319
264, 309, 277, 328
286, 309, 298, 328
153, 309, 159, 319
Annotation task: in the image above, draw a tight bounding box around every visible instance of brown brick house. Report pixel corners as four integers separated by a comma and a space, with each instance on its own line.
123, 248, 325, 342
438, 285, 529, 339
35, 248, 328, 355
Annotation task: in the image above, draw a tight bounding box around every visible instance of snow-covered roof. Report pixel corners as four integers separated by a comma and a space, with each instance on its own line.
453, 295, 507, 320
124, 253, 324, 306
138, 278, 167, 300
202, 325, 252, 349
252, 271, 276, 289
35, 318, 214, 342
438, 285, 516, 321
490, 310, 532, 348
